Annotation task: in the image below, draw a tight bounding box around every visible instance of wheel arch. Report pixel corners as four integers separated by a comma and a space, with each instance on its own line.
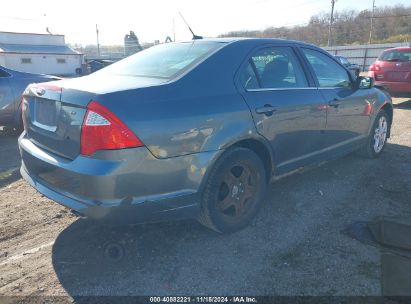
379, 103, 393, 138
231, 138, 274, 182
197, 136, 275, 197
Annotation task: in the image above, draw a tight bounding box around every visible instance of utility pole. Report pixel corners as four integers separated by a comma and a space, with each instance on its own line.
96, 24, 101, 57
327, 0, 337, 47
368, 0, 376, 44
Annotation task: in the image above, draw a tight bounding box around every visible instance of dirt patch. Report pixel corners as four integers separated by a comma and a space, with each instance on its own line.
0, 98, 410, 297
0, 226, 24, 242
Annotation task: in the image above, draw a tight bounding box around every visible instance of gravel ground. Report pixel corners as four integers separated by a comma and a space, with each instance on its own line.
0, 97, 410, 298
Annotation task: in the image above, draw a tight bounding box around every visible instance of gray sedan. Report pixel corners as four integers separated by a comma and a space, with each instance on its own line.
0, 65, 59, 129
19, 38, 392, 233
335, 55, 361, 77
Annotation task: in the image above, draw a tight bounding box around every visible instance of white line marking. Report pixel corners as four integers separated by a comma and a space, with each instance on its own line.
0, 241, 54, 266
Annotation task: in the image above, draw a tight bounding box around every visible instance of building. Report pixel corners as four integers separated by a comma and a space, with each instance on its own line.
124, 31, 142, 56
0, 31, 84, 76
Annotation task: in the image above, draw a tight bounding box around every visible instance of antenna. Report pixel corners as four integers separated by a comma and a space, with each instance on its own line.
178, 12, 203, 40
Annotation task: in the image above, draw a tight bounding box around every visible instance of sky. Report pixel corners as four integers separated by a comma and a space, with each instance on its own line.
0, 0, 409, 45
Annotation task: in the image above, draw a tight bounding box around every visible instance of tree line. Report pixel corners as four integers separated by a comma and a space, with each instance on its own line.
219, 4, 411, 46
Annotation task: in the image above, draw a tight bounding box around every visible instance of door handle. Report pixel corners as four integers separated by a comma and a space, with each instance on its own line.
328, 98, 341, 108
255, 104, 277, 115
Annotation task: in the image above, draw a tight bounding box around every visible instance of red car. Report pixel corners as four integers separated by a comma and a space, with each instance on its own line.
368, 47, 411, 97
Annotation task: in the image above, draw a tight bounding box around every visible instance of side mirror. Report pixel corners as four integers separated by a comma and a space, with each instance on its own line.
357, 76, 374, 89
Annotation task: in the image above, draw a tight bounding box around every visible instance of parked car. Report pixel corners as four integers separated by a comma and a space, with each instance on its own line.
368, 47, 411, 97
0, 66, 60, 129
19, 38, 393, 233
87, 59, 115, 73
334, 55, 361, 76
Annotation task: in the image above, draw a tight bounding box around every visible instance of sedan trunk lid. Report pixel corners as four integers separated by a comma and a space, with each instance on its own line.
22, 74, 168, 160
23, 83, 91, 160
378, 60, 411, 82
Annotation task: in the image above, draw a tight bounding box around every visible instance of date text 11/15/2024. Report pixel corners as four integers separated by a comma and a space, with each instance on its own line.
149, 296, 257, 303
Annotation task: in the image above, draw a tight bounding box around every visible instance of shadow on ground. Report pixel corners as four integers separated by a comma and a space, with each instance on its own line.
0, 129, 21, 187
52, 218, 235, 296
393, 99, 411, 110
51, 142, 411, 296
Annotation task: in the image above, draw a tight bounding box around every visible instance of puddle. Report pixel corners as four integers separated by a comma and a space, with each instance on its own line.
344, 218, 411, 296
341, 221, 378, 247
369, 217, 411, 251
382, 252, 411, 297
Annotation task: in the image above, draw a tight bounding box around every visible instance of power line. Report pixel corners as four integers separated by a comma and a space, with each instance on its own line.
363, 14, 411, 18
252, 0, 314, 6
250, 0, 324, 11
0, 15, 37, 21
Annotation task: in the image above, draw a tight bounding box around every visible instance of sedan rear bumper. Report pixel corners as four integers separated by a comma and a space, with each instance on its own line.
20, 165, 199, 223
19, 133, 220, 223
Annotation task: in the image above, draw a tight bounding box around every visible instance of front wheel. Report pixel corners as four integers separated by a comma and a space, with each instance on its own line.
198, 147, 267, 233
359, 110, 390, 158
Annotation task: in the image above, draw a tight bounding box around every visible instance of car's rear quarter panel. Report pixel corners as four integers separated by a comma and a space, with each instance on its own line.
18, 40, 266, 220
96, 42, 260, 159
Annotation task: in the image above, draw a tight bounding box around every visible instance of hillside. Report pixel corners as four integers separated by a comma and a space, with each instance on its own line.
219, 4, 411, 46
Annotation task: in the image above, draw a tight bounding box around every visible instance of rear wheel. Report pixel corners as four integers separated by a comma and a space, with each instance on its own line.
198, 147, 267, 233
359, 110, 389, 158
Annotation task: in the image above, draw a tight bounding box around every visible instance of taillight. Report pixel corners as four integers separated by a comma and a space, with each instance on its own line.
80, 101, 144, 156
21, 97, 28, 130
369, 64, 380, 72
362, 100, 372, 116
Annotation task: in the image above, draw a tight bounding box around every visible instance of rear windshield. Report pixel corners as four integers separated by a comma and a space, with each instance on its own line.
378, 49, 411, 62
98, 41, 224, 79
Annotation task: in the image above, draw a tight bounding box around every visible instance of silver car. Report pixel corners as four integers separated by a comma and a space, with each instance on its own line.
0, 65, 59, 129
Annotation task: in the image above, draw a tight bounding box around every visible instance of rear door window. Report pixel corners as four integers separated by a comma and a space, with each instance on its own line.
240, 46, 308, 90
302, 48, 352, 88
240, 62, 260, 90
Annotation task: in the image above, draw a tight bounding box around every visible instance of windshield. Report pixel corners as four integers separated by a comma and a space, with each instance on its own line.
98, 41, 224, 79
379, 49, 411, 62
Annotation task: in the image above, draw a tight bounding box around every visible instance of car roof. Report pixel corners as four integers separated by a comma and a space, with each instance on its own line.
187, 37, 318, 48
383, 47, 411, 52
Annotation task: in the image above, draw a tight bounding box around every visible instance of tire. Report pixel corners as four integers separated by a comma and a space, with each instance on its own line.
358, 110, 390, 158
198, 147, 267, 233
